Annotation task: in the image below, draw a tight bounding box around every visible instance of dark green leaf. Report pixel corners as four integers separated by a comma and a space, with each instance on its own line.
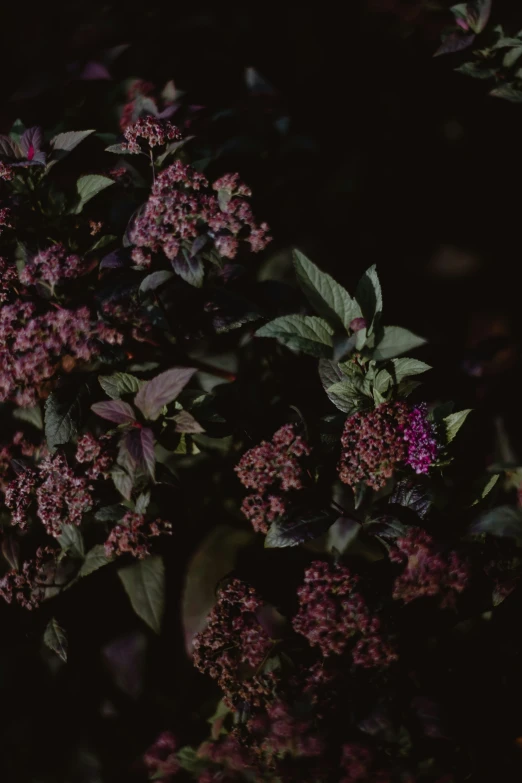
48, 130, 95, 166
99, 373, 142, 400
471, 505, 522, 540
139, 270, 174, 296
265, 508, 337, 548
79, 545, 112, 577
293, 250, 361, 329
95, 505, 127, 522
373, 326, 426, 361
118, 555, 166, 633
73, 174, 115, 214
470, 473, 500, 506
490, 83, 522, 102
45, 379, 93, 451
355, 265, 382, 332
256, 314, 334, 357
444, 409, 472, 443
13, 404, 43, 429
390, 480, 433, 519
44, 618, 68, 663
58, 524, 85, 559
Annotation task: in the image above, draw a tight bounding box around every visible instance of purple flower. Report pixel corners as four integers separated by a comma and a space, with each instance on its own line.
401, 403, 438, 474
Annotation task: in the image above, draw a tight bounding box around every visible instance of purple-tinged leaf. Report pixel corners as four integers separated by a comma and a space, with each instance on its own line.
171, 252, 204, 288
139, 270, 174, 296
134, 367, 197, 421
91, 400, 136, 424
125, 427, 156, 479
434, 32, 475, 57
390, 480, 433, 519
112, 466, 134, 500
100, 250, 128, 269
190, 234, 208, 257
80, 61, 111, 80
173, 410, 205, 434
0, 134, 22, 159
20, 127, 43, 160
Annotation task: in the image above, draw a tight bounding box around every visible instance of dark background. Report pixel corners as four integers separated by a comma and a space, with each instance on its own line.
2, 2, 522, 781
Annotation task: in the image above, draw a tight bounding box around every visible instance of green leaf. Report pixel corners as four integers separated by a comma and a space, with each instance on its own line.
388, 358, 432, 382
373, 326, 426, 361
95, 505, 127, 522
471, 473, 500, 506
293, 250, 361, 329
135, 491, 150, 514
99, 372, 142, 399
112, 466, 134, 500
48, 130, 95, 166
89, 234, 117, 252
73, 174, 115, 214
105, 143, 135, 154
44, 379, 93, 451
9, 118, 26, 143
256, 315, 334, 357
78, 545, 113, 578
44, 618, 68, 663
327, 516, 360, 554
390, 480, 433, 519
490, 83, 522, 102
325, 378, 369, 414
139, 270, 174, 296
118, 555, 166, 634
355, 265, 382, 332
444, 409, 472, 443
471, 505, 522, 540
58, 524, 85, 559
13, 404, 43, 429
265, 508, 337, 548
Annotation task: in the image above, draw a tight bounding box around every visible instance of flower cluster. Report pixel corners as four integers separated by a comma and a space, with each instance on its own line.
122, 116, 181, 153
193, 579, 275, 709
338, 401, 438, 490
19, 244, 87, 289
0, 206, 12, 235
0, 161, 14, 180
143, 731, 179, 782
5, 452, 93, 537
0, 546, 56, 610
75, 432, 115, 480
104, 512, 172, 559
340, 743, 390, 783
402, 403, 439, 474
236, 424, 310, 533
293, 561, 397, 667
248, 700, 324, 761
0, 298, 122, 406
128, 158, 270, 268
389, 527, 469, 608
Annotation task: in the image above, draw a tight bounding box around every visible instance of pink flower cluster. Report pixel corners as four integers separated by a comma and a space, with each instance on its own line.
0, 297, 122, 406
104, 511, 172, 559
19, 244, 88, 289
0, 432, 38, 492
197, 735, 254, 781
0, 161, 14, 180
0, 546, 56, 610
389, 527, 469, 608
5, 452, 93, 537
0, 206, 12, 235
293, 561, 397, 668
338, 402, 438, 490
122, 116, 181, 153
143, 731, 179, 782
192, 579, 275, 709
340, 743, 390, 783
235, 424, 310, 533
75, 432, 115, 480
248, 700, 324, 760
128, 158, 270, 268
402, 403, 438, 474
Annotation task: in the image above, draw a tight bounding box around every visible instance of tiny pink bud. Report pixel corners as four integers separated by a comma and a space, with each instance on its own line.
349, 317, 367, 332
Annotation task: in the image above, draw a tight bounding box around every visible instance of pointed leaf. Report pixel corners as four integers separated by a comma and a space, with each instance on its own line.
13, 404, 43, 429
44, 618, 68, 663
293, 250, 361, 329
45, 379, 94, 451
325, 378, 369, 414
265, 508, 337, 548
91, 400, 136, 424
134, 367, 197, 421
434, 31, 475, 56
118, 555, 166, 633
139, 270, 174, 296
444, 409, 472, 443
48, 130, 95, 165
470, 474, 500, 506
173, 410, 205, 434
471, 505, 522, 540
58, 524, 85, 559
125, 427, 156, 478
373, 326, 426, 361
390, 480, 433, 519
256, 315, 333, 357
79, 545, 112, 577
355, 265, 382, 331
99, 373, 142, 399
171, 252, 204, 287
73, 174, 115, 214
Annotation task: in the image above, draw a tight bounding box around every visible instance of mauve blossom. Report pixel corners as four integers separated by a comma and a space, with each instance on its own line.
104, 511, 172, 559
